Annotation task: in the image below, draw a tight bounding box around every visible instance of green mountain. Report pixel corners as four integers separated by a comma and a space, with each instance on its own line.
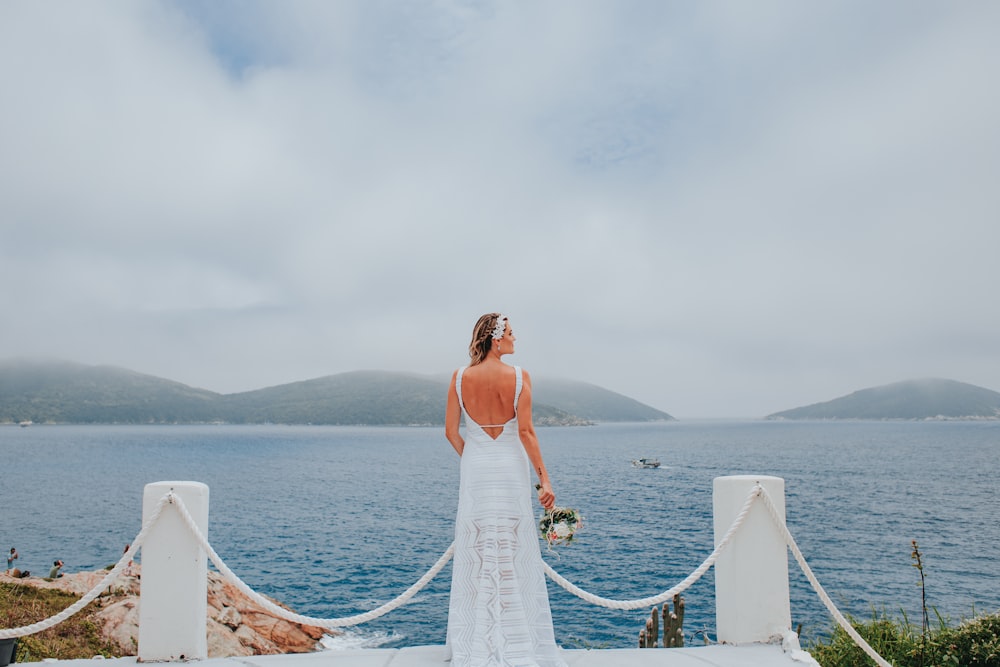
766, 378, 1000, 420
531, 377, 673, 423
0, 360, 673, 425
0, 359, 221, 423
221, 371, 448, 426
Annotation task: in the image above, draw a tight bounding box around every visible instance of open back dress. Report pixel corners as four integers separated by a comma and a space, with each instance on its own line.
445, 365, 566, 667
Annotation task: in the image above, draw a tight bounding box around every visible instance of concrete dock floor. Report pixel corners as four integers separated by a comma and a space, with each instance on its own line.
40, 643, 820, 667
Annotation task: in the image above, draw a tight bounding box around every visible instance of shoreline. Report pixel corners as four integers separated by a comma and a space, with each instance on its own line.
1, 568, 332, 658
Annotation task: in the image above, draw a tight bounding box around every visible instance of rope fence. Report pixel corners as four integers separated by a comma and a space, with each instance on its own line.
0, 484, 894, 666
540, 483, 760, 610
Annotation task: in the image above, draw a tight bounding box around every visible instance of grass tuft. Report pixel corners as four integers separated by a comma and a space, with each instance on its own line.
0, 582, 123, 661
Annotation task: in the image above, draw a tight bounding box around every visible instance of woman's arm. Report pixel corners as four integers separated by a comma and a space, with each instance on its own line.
445, 370, 465, 456
516, 369, 556, 509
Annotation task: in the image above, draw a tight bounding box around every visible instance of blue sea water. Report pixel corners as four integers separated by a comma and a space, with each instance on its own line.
1, 421, 998, 649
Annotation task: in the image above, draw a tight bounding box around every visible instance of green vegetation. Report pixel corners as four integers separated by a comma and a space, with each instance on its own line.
767, 378, 1000, 420
808, 541, 1000, 666
0, 360, 674, 425
808, 609, 1000, 666
0, 582, 122, 661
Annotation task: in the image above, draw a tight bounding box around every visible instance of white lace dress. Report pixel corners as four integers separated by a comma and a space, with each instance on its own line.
445, 365, 566, 667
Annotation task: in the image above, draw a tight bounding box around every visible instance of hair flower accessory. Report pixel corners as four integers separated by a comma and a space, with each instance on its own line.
535, 485, 583, 555
491, 314, 508, 341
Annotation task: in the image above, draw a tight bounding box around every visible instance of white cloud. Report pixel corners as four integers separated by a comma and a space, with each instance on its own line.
1, 1, 998, 417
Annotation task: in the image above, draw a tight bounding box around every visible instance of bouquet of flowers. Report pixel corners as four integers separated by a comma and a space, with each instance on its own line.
536, 485, 583, 552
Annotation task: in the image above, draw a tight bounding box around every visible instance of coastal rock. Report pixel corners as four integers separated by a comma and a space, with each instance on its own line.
240, 611, 326, 651
208, 617, 275, 655
95, 598, 140, 653
216, 605, 242, 629
1, 567, 332, 657
23, 568, 139, 596
205, 574, 327, 653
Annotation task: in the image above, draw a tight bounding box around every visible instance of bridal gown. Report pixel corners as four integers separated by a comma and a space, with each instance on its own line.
446, 365, 566, 667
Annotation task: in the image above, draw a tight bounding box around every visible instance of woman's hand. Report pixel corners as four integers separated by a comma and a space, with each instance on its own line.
536, 482, 555, 510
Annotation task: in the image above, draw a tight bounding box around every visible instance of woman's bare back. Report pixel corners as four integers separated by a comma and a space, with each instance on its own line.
458, 360, 517, 437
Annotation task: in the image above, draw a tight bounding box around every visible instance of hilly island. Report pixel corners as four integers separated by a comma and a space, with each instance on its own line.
0, 360, 674, 426
766, 378, 1000, 420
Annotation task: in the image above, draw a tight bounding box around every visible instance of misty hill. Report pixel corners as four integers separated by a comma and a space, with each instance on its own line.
766, 378, 1000, 420
530, 377, 674, 423
0, 360, 673, 425
0, 359, 221, 423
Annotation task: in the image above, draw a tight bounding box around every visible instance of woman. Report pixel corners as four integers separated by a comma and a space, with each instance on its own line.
444, 313, 567, 667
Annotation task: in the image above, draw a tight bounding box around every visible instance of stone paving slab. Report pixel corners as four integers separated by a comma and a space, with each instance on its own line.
36, 643, 819, 667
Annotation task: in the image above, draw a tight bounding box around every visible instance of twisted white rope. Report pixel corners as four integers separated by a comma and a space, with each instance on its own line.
756, 485, 893, 667
541, 483, 761, 610
167, 493, 455, 628
0, 493, 171, 640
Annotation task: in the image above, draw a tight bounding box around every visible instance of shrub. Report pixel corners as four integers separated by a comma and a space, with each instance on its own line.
808, 608, 1000, 667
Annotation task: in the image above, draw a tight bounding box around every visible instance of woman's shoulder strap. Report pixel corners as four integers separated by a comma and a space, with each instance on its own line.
513, 366, 523, 408
455, 366, 468, 412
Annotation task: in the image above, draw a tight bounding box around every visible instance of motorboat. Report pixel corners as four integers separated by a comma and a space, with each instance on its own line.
631, 457, 660, 468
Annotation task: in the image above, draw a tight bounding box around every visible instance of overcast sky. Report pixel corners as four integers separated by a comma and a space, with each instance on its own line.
2, 2, 998, 418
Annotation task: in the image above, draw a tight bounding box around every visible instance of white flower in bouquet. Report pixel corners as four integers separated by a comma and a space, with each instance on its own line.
535, 485, 583, 553
552, 522, 573, 539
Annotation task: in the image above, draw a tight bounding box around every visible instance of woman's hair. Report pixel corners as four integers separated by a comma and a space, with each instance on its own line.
469, 312, 503, 365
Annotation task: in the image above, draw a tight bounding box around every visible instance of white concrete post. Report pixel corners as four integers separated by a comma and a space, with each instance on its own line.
713, 475, 791, 644
138, 481, 209, 661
